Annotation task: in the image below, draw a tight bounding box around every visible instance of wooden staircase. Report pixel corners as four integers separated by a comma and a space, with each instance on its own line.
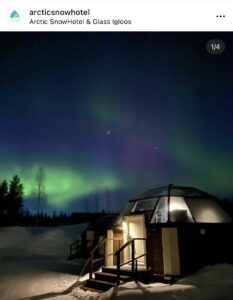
84, 266, 151, 292
83, 237, 151, 292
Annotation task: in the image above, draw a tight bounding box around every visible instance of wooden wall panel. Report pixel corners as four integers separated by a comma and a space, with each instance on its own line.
147, 228, 164, 274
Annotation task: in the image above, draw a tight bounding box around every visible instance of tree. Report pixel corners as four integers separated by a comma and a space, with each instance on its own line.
0, 180, 8, 219
7, 175, 24, 220
35, 167, 47, 219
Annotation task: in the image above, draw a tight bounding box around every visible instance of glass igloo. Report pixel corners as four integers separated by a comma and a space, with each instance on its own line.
116, 185, 232, 225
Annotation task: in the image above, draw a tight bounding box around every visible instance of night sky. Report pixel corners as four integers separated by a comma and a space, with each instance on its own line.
0, 32, 233, 213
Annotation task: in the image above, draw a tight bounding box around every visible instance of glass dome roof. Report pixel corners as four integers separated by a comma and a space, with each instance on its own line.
115, 185, 232, 225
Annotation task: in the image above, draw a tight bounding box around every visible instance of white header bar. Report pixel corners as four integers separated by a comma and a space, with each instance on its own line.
0, 2, 232, 31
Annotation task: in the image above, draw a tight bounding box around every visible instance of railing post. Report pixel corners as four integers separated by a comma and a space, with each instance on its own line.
104, 238, 107, 267
88, 237, 107, 280
89, 251, 94, 280
135, 259, 138, 283
116, 253, 120, 285
131, 239, 135, 272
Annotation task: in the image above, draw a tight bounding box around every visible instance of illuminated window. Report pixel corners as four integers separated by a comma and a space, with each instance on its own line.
169, 196, 194, 222
151, 196, 168, 223
186, 198, 232, 223
132, 198, 158, 212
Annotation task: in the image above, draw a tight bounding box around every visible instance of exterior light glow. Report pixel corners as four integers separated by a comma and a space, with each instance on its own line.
170, 201, 186, 212
123, 221, 127, 231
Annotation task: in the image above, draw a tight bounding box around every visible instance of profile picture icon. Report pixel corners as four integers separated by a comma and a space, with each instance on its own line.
7, 8, 23, 24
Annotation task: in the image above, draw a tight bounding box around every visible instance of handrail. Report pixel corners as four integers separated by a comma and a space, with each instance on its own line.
89, 236, 106, 279
115, 238, 147, 285
115, 238, 147, 256
69, 239, 83, 258
90, 236, 106, 255
70, 239, 82, 249
119, 252, 148, 268
90, 236, 122, 255
77, 256, 91, 282
89, 236, 123, 280
70, 235, 119, 259
114, 238, 146, 258
114, 238, 133, 256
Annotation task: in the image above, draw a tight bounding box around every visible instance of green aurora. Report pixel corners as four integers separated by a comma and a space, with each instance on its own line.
0, 165, 122, 208
0, 33, 232, 211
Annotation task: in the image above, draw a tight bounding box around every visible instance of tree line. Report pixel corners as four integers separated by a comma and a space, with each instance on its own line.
0, 173, 73, 226
1, 173, 233, 226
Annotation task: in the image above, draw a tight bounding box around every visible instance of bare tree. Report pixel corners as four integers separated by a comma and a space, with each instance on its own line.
35, 167, 47, 223
95, 195, 99, 212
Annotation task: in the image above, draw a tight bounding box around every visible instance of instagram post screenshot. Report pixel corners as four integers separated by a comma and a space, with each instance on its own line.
0, 1, 233, 300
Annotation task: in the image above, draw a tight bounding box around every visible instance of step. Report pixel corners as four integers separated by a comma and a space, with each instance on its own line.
102, 266, 150, 275
152, 273, 179, 283
102, 267, 152, 283
82, 286, 103, 293
86, 279, 115, 291
95, 271, 131, 283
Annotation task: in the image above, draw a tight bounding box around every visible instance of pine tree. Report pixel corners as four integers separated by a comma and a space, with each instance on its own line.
0, 180, 8, 219
7, 175, 24, 221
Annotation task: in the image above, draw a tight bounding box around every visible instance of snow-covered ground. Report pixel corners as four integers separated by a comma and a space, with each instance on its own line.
0, 226, 233, 300
0, 224, 90, 300
99, 264, 233, 300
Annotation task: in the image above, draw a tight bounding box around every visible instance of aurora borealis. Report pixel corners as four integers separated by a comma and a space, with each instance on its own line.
0, 32, 233, 212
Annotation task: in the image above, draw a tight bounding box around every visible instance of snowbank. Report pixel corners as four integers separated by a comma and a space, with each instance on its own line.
0, 224, 89, 300
0, 223, 88, 258
0, 226, 32, 249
